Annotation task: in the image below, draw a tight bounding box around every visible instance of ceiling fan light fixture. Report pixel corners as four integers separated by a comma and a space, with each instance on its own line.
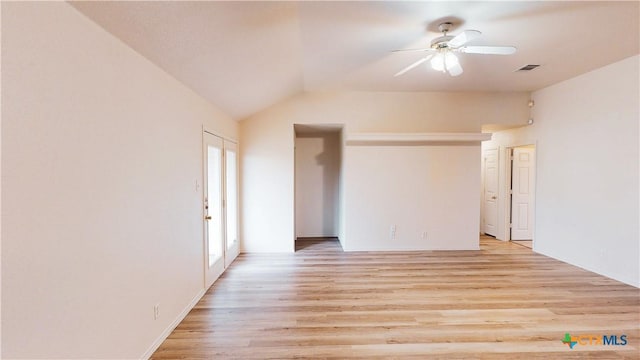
444, 51, 459, 69
445, 51, 463, 76
430, 52, 445, 72
430, 50, 463, 76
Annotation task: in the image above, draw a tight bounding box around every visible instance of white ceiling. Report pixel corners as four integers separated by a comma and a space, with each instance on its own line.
72, 1, 639, 120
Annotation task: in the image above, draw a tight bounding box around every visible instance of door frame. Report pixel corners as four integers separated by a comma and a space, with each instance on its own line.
503, 144, 537, 242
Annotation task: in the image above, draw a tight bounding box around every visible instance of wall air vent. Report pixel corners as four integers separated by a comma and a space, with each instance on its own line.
516, 64, 540, 71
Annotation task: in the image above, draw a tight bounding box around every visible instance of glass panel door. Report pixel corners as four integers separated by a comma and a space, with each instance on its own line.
224, 141, 240, 267
204, 133, 224, 288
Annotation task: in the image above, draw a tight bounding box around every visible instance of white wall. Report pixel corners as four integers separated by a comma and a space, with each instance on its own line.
240, 91, 529, 252
1, 2, 238, 358
345, 145, 480, 251
295, 133, 340, 238
482, 55, 639, 287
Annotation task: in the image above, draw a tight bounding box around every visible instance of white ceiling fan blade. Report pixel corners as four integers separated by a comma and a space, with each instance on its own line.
460, 46, 516, 55
392, 48, 436, 53
394, 54, 433, 77
448, 30, 481, 48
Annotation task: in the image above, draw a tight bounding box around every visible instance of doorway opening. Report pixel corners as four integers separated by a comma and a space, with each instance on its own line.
295, 237, 342, 252
294, 124, 344, 252
506, 145, 536, 248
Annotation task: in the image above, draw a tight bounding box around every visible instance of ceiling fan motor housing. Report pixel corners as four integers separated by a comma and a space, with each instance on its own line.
431, 35, 454, 49
431, 22, 456, 49
438, 22, 454, 33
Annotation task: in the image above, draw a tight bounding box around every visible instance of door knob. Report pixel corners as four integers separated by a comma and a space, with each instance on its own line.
205, 215, 212, 220
491, 196, 497, 200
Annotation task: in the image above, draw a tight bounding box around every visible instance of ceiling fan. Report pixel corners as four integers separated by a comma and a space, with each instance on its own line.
394, 22, 516, 77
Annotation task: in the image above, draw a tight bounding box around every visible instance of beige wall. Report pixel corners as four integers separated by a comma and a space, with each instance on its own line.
240, 91, 529, 252
345, 144, 480, 251
482, 55, 639, 287
1, 2, 237, 358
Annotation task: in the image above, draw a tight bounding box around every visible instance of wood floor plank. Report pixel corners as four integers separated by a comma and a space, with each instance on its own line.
151, 237, 640, 359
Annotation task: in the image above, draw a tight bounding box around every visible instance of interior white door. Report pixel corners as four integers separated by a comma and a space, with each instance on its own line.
224, 140, 240, 268
204, 132, 225, 289
483, 148, 498, 236
511, 147, 535, 240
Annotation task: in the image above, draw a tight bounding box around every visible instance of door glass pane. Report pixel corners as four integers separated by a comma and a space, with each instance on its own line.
225, 149, 238, 249
207, 145, 223, 267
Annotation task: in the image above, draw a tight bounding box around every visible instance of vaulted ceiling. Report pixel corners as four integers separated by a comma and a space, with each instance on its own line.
72, 1, 639, 120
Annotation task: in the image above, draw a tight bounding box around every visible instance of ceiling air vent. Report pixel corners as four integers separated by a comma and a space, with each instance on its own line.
516, 64, 540, 71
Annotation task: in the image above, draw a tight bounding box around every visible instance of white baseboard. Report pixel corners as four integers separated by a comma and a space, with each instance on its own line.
140, 288, 206, 359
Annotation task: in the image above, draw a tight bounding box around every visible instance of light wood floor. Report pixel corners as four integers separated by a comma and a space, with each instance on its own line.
512, 240, 533, 249
152, 236, 639, 359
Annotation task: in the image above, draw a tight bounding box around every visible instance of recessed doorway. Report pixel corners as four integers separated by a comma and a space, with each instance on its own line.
293, 124, 344, 251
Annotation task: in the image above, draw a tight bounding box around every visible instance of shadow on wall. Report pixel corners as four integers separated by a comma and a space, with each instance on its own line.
315, 134, 340, 233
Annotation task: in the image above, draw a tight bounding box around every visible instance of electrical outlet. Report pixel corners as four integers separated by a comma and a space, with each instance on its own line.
390, 225, 396, 240
154, 304, 160, 320
421, 231, 427, 239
